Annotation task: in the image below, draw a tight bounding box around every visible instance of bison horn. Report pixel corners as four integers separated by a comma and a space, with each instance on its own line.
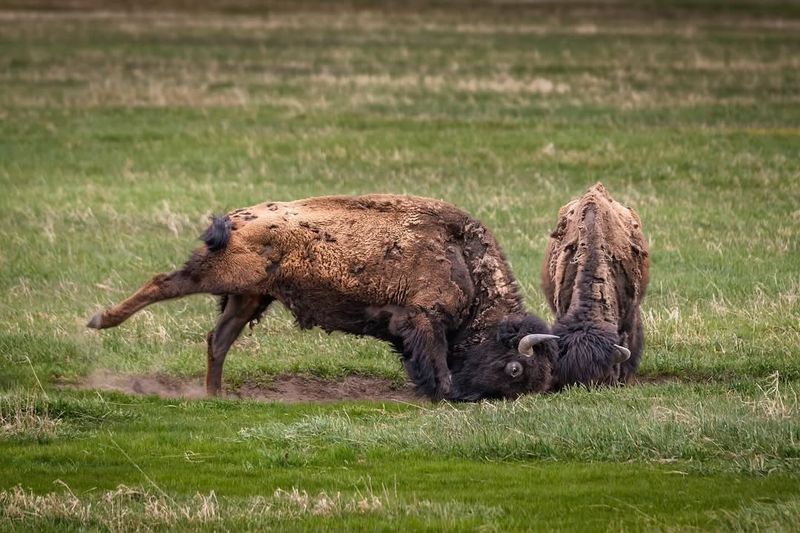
613, 344, 631, 364
518, 334, 559, 357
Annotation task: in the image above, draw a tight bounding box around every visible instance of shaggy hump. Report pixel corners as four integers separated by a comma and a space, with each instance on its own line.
200, 215, 232, 252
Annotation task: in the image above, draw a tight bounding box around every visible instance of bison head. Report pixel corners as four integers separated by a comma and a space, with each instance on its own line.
550, 318, 631, 389
447, 315, 558, 401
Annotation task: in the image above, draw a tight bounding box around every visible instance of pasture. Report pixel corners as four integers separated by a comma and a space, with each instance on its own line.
1, 0, 799, 530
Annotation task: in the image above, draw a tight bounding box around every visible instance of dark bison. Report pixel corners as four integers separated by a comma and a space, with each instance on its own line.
541, 183, 650, 388
88, 194, 558, 401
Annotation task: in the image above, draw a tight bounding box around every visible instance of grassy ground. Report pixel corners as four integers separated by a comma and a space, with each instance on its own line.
1, 0, 799, 530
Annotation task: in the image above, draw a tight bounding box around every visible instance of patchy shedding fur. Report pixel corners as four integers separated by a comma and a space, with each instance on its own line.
88, 194, 556, 401
541, 183, 650, 388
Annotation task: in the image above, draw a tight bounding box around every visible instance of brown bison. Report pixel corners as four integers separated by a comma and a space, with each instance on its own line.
88, 194, 558, 401
541, 183, 650, 388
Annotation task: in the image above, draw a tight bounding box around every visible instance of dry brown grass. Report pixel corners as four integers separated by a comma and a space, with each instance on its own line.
0, 482, 495, 529
3, 7, 799, 36
0, 394, 61, 441
752, 371, 797, 420
2, 8, 797, 111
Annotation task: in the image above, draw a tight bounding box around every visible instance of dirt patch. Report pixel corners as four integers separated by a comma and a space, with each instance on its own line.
70, 371, 699, 403
238, 375, 421, 403
74, 370, 422, 403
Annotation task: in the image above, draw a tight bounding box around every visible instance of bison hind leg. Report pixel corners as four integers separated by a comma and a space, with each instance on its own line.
88, 269, 204, 330
206, 294, 275, 395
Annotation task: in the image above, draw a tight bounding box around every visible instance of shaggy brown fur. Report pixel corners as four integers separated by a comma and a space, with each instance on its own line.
88, 194, 557, 401
541, 183, 650, 388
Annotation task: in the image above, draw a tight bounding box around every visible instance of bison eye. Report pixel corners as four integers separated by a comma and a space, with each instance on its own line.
505, 361, 523, 379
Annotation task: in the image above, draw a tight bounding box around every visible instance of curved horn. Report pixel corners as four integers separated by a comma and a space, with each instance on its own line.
612, 344, 631, 364
518, 334, 559, 357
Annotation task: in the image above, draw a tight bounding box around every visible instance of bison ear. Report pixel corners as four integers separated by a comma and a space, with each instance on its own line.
496, 317, 524, 348
496, 315, 553, 349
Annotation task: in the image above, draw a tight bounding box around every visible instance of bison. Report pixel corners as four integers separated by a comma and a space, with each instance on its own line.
88, 194, 558, 401
541, 183, 650, 388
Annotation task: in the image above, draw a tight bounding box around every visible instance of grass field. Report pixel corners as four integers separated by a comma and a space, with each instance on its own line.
1, 0, 799, 530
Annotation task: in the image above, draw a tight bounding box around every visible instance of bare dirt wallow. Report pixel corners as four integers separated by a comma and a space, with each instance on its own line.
70, 371, 686, 403
73, 371, 421, 403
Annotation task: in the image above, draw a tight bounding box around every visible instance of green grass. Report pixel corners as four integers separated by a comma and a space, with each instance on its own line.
2, 389, 799, 530
1, 0, 799, 530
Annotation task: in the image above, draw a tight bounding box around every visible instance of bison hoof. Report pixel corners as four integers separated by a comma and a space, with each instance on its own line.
86, 312, 104, 329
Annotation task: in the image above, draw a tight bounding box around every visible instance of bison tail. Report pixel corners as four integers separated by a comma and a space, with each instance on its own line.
200, 215, 232, 252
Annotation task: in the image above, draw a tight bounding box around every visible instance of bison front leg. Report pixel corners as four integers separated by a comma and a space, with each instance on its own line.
396, 312, 451, 401
619, 311, 645, 384
87, 270, 203, 330
206, 294, 274, 396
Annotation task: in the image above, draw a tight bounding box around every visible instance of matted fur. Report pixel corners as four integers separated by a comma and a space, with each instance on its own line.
541, 183, 650, 388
